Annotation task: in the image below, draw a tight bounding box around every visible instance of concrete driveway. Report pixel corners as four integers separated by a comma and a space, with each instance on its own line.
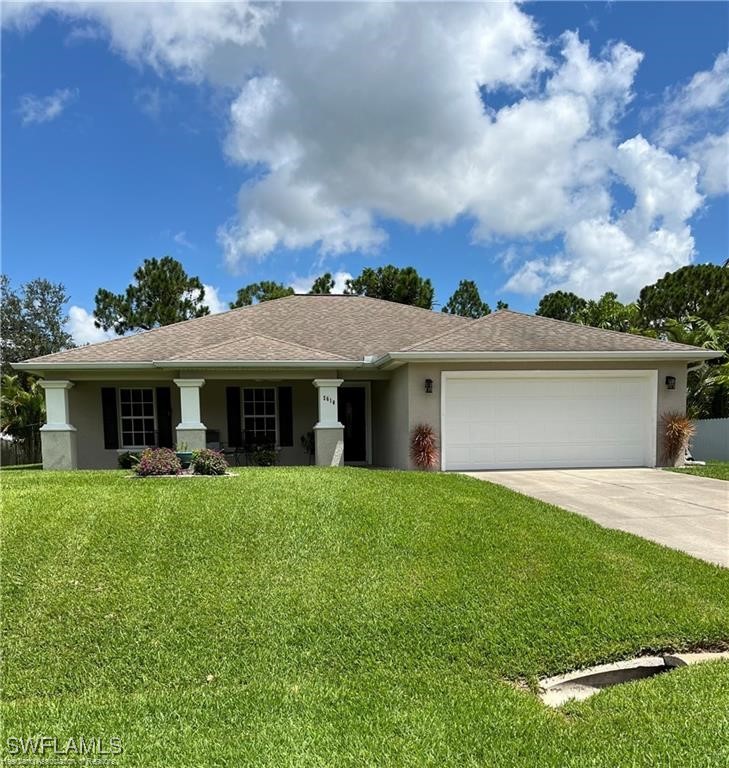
463, 468, 728, 567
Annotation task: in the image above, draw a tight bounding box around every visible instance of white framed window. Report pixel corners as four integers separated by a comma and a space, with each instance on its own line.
242, 387, 277, 446
119, 388, 156, 448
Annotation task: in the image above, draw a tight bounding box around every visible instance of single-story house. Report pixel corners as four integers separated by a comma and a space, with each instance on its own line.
14, 295, 721, 471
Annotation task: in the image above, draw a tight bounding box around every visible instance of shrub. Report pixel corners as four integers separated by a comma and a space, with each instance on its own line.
410, 423, 439, 470
248, 445, 277, 466
117, 451, 140, 470
661, 411, 696, 466
191, 448, 229, 476
134, 447, 182, 476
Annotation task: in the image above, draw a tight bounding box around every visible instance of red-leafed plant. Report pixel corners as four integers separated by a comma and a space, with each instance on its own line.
134, 447, 182, 476
660, 411, 695, 466
410, 423, 439, 470
191, 448, 229, 476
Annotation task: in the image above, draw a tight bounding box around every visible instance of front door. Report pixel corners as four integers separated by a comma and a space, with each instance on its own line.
338, 386, 367, 462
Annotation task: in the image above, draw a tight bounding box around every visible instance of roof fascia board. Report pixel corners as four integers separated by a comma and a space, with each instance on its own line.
155, 360, 363, 369
13, 359, 365, 373
14, 349, 722, 374
376, 350, 723, 365
13, 361, 158, 372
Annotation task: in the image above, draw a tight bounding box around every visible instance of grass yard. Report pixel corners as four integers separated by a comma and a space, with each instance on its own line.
668, 460, 729, 482
2, 468, 728, 767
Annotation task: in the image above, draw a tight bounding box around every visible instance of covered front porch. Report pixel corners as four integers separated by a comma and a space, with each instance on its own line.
38, 374, 381, 470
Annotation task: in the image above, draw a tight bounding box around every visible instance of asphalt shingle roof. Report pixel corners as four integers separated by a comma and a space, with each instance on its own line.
20, 295, 707, 366
402, 310, 703, 353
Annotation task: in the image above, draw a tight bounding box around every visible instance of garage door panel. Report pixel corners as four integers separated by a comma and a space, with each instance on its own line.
442, 372, 654, 470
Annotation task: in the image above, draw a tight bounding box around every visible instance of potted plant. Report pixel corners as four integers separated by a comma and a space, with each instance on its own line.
175, 441, 193, 469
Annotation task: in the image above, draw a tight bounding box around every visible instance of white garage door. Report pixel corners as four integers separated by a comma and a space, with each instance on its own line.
442, 371, 656, 471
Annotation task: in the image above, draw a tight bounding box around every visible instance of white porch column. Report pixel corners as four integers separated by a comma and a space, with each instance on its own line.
173, 378, 207, 451
313, 378, 344, 467
39, 380, 77, 470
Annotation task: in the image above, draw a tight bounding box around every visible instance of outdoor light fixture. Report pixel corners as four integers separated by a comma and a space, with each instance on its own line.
665, 375, 676, 390
424, 378, 433, 394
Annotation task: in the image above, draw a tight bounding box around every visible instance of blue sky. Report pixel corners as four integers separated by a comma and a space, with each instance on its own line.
2, 2, 728, 344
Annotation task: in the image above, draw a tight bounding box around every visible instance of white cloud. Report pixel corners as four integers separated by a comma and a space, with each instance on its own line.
216, 9, 652, 272
505, 221, 696, 300
68, 306, 116, 346
3, 2, 277, 81
218, 171, 387, 266
17, 87, 77, 124
613, 135, 703, 231
546, 31, 643, 129
504, 136, 702, 300
6, 3, 725, 297
200, 284, 227, 314
688, 131, 729, 196
289, 270, 353, 295
173, 230, 195, 249
655, 48, 729, 148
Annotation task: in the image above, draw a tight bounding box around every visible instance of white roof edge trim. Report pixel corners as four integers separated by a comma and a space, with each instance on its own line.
153, 360, 364, 369
13, 359, 365, 372
14, 349, 722, 372
376, 350, 724, 365
13, 361, 157, 371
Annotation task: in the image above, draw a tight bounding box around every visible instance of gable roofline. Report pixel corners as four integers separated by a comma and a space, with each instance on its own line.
164, 332, 351, 362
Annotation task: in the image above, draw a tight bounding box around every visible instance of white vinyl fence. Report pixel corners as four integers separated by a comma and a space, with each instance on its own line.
691, 418, 729, 461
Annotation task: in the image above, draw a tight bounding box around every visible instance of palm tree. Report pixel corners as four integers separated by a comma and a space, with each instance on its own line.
1, 374, 45, 436
663, 317, 729, 419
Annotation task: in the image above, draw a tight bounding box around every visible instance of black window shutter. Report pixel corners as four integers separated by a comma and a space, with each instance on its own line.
278, 386, 293, 447
156, 387, 173, 448
101, 387, 119, 449
226, 386, 242, 448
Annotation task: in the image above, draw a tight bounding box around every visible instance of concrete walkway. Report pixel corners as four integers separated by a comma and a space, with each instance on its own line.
464, 468, 728, 567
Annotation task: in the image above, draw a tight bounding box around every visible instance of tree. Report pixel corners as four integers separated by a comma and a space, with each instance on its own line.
230, 281, 294, 308
93, 256, 209, 334
638, 264, 729, 331
579, 292, 642, 334
663, 316, 729, 419
344, 265, 434, 309
496, 300, 509, 310
441, 280, 490, 318
309, 273, 335, 294
535, 290, 587, 322
1, 276, 74, 376
1, 374, 45, 435
536, 290, 642, 334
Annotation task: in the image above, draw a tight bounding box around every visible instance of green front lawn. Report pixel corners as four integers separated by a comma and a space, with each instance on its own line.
3, 468, 728, 767
668, 460, 729, 481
